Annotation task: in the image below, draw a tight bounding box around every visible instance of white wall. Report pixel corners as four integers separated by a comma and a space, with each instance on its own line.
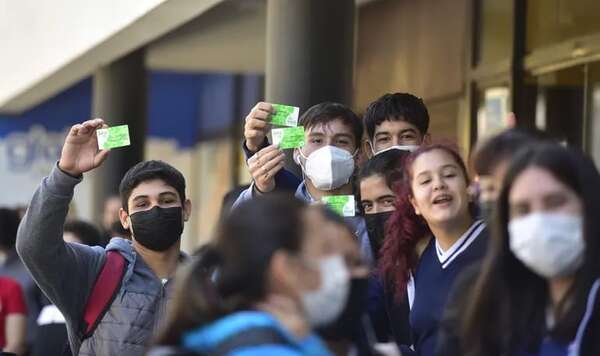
0, 0, 223, 113
0, 0, 166, 106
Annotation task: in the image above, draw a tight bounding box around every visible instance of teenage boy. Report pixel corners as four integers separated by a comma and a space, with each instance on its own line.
235, 102, 374, 261
363, 93, 430, 156
16, 118, 191, 356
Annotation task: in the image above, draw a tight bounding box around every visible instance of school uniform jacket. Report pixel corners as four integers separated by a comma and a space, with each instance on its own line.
397, 220, 488, 356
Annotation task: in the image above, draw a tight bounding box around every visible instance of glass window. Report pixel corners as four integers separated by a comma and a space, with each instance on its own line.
587, 62, 600, 167
476, 0, 513, 66
527, 0, 600, 52
527, 66, 585, 146
475, 86, 510, 140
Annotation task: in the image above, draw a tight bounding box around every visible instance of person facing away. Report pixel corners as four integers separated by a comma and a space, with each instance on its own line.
16, 118, 192, 356
437, 143, 600, 356
234, 102, 375, 263
379, 144, 489, 356
149, 195, 350, 356
33, 219, 102, 356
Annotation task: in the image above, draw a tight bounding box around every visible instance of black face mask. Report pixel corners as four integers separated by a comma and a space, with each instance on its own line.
317, 277, 369, 341
365, 211, 394, 260
129, 206, 183, 251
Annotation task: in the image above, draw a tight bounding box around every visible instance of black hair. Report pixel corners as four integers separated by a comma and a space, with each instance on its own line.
358, 149, 409, 191
471, 128, 549, 176
63, 220, 102, 247
155, 194, 308, 345
462, 143, 600, 355
0, 208, 20, 250
299, 102, 363, 147
356, 149, 409, 214
363, 93, 430, 141
119, 160, 186, 212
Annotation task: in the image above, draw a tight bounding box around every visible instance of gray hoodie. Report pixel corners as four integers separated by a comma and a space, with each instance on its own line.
16, 165, 177, 356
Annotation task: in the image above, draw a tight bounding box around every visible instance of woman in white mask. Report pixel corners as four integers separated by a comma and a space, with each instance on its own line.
439, 143, 600, 356
149, 195, 351, 356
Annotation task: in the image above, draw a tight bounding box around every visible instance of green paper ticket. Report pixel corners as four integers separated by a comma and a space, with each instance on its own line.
271, 126, 305, 149
322, 195, 356, 217
271, 104, 300, 127
96, 125, 131, 150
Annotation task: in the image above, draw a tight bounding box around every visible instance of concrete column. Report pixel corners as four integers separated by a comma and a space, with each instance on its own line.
92, 49, 146, 221
266, 0, 356, 175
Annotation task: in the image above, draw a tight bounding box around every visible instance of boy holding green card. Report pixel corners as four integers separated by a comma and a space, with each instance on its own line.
235, 101, 374, 263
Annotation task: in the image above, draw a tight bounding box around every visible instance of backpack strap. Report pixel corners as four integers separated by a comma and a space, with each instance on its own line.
81, 250, 127, 338
208, 326, 290, 356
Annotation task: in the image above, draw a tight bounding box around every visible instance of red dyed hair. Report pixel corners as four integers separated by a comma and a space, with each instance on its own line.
378, 143, 471, 301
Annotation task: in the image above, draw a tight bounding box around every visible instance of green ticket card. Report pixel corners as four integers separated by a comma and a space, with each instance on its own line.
322, 195, 356, 217
270, 104, 300, 127
271, 126, 305, 149
96, 125, 131, 150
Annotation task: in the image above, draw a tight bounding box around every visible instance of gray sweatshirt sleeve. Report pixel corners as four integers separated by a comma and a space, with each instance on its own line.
16, 164, 106, 336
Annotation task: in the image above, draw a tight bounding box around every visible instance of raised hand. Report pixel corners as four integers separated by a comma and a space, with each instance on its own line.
248, 145, 286, 193
58, 118, 110, 176
244, 102, 274, 153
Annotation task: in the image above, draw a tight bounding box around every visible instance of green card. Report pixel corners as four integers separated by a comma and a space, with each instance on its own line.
96, 125, 131, 150
271, 126, 305, 149
271, 104, 300, 127
322, 195, 356, 217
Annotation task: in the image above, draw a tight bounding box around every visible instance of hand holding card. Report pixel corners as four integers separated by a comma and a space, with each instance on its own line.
272, 126, 305, 149
97, 125, 131, 150
321, 195, 356, 217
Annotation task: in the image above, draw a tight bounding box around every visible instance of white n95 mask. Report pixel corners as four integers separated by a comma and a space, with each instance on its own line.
508, 212, 585, 279
297, 145, 355, 191
301, 254, 350, 327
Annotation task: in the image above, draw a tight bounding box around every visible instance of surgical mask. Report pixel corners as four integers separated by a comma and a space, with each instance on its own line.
296, 146, 355, 191
316, 276, 369, 340
508, 212, 585, 278
301, 254, 350, 327
129, 206, 183, 251
365, 211, 394, 260
369, 142, 419, 156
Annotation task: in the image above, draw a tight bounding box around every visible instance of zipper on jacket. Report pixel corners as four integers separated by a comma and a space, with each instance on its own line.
153, 280, 168, 335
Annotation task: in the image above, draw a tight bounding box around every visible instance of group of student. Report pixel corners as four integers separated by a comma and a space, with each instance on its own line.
8, 92, 600, 356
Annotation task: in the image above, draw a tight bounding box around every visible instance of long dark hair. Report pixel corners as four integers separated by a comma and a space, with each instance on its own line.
155, 195, 307, 345
379, 144, 472, 300
461, 143, 600, 355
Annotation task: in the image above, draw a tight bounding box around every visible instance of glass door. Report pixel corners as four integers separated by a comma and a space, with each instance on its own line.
526, 65, 585, 146
587, 62, 600, 167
